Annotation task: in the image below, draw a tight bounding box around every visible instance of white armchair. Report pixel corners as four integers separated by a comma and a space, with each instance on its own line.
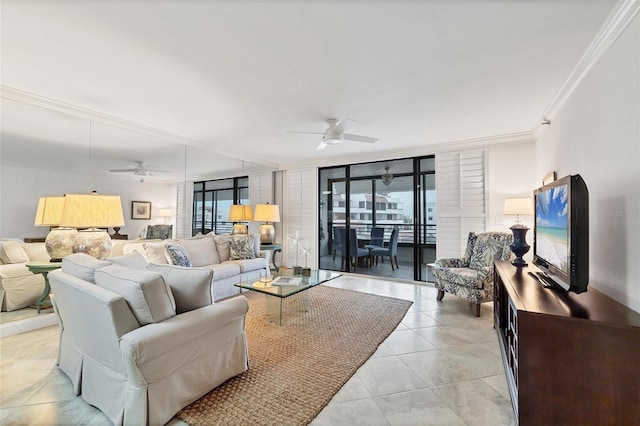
49, 253, 249, 425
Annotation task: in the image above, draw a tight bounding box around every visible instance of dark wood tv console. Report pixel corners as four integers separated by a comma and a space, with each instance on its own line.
493, 260, 640, 425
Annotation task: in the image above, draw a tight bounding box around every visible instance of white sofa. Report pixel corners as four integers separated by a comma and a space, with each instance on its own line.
121, 233, 269, 301
49, 253, 250, 426
0, 240, 49, 311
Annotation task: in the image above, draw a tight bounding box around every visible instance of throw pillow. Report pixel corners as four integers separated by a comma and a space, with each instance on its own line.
95, 265, 176, 325
143, 242, 170, 264
21, 243, 50, 262
146, 263, 212, 313
213, 234, 232, 262
165, 243, 192, 267
229, 235, 256, 260
179, 236, 219, 266
61, 253, 112, 283
0, 241, 30, 264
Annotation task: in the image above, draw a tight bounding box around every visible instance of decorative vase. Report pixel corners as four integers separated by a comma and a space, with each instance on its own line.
509, 225, 530, 267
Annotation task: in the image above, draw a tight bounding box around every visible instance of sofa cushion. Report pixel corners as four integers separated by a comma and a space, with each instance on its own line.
107, 252, 148, 270
95, 265, 176, 325
165, 243, 192, 268
0, 241, 30, 264
143, 242, 170, 264
213, 235, 232, 262
21, 243, 50, 262
146, 263, 213, 314
206, 262, 241, 280
179, 235, 220, 266
229, 257, 268, 273
229, 235, 256, 260
62, 253, 112, 283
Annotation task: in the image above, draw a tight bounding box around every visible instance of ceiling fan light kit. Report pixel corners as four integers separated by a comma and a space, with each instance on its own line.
381, 166, 394, 186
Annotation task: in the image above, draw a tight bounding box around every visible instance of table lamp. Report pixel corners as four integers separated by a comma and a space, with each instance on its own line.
228, 205, 253, 234
59, 192, 125, 260
34, 196, 78, 262
159, 208, 173, 224
253, 203, 280, 244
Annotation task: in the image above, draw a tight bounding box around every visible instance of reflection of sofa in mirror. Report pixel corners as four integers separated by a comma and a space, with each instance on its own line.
0, 241, 48, 311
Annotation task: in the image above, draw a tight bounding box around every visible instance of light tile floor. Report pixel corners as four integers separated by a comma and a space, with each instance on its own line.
0, 275, 514, 426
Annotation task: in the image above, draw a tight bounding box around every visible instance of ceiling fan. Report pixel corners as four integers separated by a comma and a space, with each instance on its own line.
109, 161, 171, 177
288, 118, 378, 150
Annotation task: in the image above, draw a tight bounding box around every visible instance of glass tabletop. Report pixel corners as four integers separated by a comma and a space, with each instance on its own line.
235, 270, 341, 298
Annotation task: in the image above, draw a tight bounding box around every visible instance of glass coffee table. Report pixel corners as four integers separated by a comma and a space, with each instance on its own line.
235, 270, 341, 325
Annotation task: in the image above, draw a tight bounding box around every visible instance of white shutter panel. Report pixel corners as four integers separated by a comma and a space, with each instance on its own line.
283, 168, 317, 269
436, 149, 486, 259
176, 181, 193, 239
248, 172, 274, 235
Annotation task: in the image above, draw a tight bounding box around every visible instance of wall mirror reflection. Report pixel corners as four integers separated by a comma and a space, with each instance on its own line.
0, 97, 274, 334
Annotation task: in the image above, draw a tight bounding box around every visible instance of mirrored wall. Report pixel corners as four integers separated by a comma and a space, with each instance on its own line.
0, 97, 273, 331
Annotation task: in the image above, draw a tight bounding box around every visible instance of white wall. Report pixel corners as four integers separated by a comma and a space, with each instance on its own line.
535, 15, 640, 312
1, 165, 177, 240
486, 141, 537, 261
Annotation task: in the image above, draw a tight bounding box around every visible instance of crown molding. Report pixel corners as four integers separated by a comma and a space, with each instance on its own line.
278, 131, 536, 171
0, 86, 279, 169
535, 0, 640, 131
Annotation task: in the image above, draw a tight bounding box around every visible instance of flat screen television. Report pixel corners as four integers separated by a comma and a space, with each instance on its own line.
532, 174, 589, 293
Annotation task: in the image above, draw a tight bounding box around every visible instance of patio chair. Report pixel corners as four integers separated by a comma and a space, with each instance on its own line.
370, 228, 399, 270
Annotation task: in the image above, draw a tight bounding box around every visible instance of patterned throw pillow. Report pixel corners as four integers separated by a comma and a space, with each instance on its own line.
165, 243, 192, 267
229, 235, 256, 260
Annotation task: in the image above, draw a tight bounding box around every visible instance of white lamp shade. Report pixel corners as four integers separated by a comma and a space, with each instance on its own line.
253, 204, 280, 223
158, 208, 172, 218
34, 196, 66, 226
228, 205, 253, 222
59, 193, 125, 228
503, 198, 532, 215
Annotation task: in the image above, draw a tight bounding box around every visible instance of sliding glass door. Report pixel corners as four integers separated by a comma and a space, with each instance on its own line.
319, 157, 434, 281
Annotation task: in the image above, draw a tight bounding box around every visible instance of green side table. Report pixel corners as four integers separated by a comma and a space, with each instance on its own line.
260, 244, 282, 273
26, 262, 61, 313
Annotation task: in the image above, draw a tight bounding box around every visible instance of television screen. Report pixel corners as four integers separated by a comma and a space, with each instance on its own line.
535, 184, 569, 274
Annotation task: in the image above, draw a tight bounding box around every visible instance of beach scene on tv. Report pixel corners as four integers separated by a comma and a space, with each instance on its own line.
536, 184, 569, 273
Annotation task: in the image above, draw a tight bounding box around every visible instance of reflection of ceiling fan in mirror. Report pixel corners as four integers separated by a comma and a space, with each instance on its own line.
109, 161, 171, 177
287, 118, 378, 150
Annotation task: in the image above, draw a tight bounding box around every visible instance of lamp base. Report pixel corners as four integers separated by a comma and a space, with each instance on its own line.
232, 224, 248, 235
73, 228, 113, 260
258, 224, 275, 245
509, 225, 530, 267
45, 227, 78, 262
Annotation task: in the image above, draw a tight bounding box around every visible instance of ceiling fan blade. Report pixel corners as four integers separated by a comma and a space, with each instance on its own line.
146, 169, 172, 173
109, 168, 138, 173
316, 141, 328, 150
342, 133, 377, 143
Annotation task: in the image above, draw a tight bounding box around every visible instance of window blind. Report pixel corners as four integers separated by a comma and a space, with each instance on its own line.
435, 149, 486, 259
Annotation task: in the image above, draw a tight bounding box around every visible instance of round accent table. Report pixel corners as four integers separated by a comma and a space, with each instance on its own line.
26, 262, 61, 313
259, 244, 282, 273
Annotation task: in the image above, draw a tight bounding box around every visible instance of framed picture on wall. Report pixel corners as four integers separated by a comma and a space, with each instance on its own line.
131, 201, 152, 220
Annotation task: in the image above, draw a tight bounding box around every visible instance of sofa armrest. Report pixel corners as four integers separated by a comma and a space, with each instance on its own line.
119, 296, 249, 385
434, 257, 466, 268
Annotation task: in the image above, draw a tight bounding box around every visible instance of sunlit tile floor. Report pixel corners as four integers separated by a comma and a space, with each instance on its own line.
0, 275, 514, 426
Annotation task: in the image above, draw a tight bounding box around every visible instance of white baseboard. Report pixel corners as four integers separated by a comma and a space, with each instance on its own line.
0, 313, 57, 338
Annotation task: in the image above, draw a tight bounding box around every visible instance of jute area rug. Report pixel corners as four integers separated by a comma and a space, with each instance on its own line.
177, 285, 412, 426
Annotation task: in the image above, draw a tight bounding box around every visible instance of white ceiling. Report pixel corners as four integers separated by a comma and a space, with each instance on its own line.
0, 0, 619, 178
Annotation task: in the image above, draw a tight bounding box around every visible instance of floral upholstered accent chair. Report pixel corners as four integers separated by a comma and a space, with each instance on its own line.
433, 231, 513, 317
146, 224, 173, 240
